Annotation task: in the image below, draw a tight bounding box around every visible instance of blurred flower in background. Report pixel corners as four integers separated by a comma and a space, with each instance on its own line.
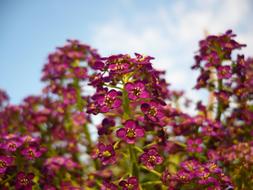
0, 0, 252, 105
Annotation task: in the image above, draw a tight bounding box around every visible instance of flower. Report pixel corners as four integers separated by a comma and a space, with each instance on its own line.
15, 172, 34, 190
119, 177, 139, 190
98, 118, 115, 136
93, 89, 122, 113
139, 148, 163, 169
92, 143, 116, 165
125, 81, 149, 100
180, 160, 199, 172
0, 139, 23, 152
101, 181, 118, 190
0, 156, 13, 174
186, 138, 203, 153
141, 101, 164, 122
217, 65, 232, 79
21, 146, 46, 160
116, 120, 144, 144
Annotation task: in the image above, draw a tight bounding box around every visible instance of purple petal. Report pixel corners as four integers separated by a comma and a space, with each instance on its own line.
116, 128, 126, 138
135, 127, 145, 137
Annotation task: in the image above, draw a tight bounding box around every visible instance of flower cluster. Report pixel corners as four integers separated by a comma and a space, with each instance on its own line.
0, 30, 252, 189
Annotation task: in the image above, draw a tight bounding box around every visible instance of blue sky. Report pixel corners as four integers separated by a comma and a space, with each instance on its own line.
1, 0, 253, 104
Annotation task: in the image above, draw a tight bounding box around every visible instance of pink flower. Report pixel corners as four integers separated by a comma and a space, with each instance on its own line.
116, 120, 144, 144
186, 138, 203, 153
139, 148, 163, 169
125, 81, 149, 100
15, 172, 34, 190
0, 156, 14, 174
119, 177, 139, 190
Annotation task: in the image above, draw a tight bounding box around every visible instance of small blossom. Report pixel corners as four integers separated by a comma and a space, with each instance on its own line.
92, 143, 116, 165
141, 101, 164, 122
125, 81, 149, 100
0, 139, 23, 152
21, 146, 46, 160
116, 120, 144, 144
186, 138, 203, 153
94, 90, 122, 113
0, 156, 13, 174
101, 181, 118, 190
139, 148, 163, 169
217, 65, 232, 79
71, 112, 86, 126
119, 177, 139, 190
15, 172, 34, 190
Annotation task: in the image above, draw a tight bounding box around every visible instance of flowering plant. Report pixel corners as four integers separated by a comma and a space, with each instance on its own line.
0, 31, 252, 190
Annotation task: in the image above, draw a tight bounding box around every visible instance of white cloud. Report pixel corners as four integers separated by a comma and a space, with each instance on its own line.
91, 0, 253, 107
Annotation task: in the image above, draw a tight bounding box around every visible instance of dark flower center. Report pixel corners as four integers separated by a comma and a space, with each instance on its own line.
0, 160, 6, 168
133, 87, 141, 96
104, 96, 114, 107
148, 107, 157, 116
28, 150, 35, 158
20, 178, 29, 186
8, 143, 17, 150
126, 129, 136, 138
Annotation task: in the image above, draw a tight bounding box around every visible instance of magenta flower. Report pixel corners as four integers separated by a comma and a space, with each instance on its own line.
186, 138, 203, 153
44, 156, 79, 173
106, 54, 131, 74
180, 160, 199, 172
94, 89, 122, 113
217, 65, 232, 79
101, 181, 118, 190
0, 156, 13, 174
139, 148, 163, 169
141, 101, 164, 122
92, 143, 116, 165
0, 139, 23, 152
15, 172, 34, 190
125, 81, 149, 100
116, 120, 144, 144
21, 146, 46, 160
119, 176, 139, 190
71, 112, 86, 126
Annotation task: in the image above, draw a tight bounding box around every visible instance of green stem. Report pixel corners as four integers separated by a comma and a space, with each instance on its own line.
141, 181, 162, 186
129, 144, 139, 178
73, 77, 98, 169
141, 166, 161, 177
216, 79, 223, 121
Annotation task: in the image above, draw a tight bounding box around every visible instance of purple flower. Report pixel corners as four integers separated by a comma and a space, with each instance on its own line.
98, 118, 115, 135
92, 143, 116, 165
116, 120, 144, 144
101, 181, 118, 190
139, 148, 163, 169
176, 170, 193, 182
119, 177, 139, 190
0, 156, 13, 174
0, 139, 23, 152
141, 101, 164, 122
106, 54, 132, 74
71, 112, 86, 126
180, 160, 199, 172
125, 81, 149, 100
21, 146, 46, 160
15, 172, 34, 190
94, 90, 122, 113
44, 156, 79, 173
186, 138, 203, 153
217, 65, 232, 79
205, 162, 222, 174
